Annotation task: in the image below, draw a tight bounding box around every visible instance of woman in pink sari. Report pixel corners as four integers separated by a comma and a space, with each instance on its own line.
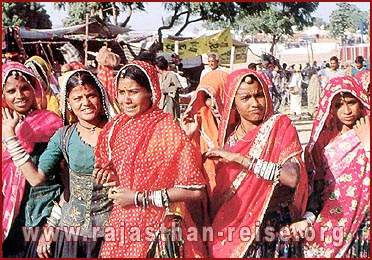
290, 76, 370, 257
2, 61, 63, 257
204, 69, 308, 257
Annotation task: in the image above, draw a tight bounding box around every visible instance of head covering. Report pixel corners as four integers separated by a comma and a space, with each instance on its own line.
185, 69, 228, 117
218, 68, 273, 145
2, 61, 46, 110
307, 76, 370, 157
354, 70, 370, 93
115, 60, 161, 107
58, 69, 116, 125
24, 55, 52, 89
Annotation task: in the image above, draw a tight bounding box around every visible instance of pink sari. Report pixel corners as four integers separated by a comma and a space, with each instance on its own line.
304, 76, 370, 257
2, 61, 63, 240
209, 69, 308, 258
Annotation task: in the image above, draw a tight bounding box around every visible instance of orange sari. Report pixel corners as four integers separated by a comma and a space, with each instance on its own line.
184, 69, 229, 193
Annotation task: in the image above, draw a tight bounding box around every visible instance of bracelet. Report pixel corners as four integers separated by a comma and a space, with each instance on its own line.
161, 188, 170, 212
252, 158, 281, 184
134, 191, 140, 207
152, 190, 164, 208
2, 135, 18, 145
302, 211, 316, 226
13, 153, 30, 167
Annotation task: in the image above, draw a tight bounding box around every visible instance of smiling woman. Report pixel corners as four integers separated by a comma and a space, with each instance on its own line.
2, 61, 63, 258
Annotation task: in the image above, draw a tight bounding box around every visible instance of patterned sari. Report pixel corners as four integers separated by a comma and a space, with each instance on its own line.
94, 60, 207, 258
304, 76, 370, 258
2, 61, 63, 241
209, 69, 308, 258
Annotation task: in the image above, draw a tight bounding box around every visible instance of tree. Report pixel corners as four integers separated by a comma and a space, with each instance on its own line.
329, 3, 370, 45
2, 2, 52, 29
53, 2, 145, 27
157, 2, 269, 42
205, 2, 318, 55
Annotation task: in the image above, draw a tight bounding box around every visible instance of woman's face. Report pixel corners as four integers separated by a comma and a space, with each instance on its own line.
117, 77, 152, 118
67, 84, 102, 123
204, 94, 221, 119
3, 75, 35, 114
234, 80, 266, 125
331, 92, 362, 128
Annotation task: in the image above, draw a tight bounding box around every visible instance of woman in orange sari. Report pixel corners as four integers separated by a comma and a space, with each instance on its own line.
180, 69, 229, 240
204, 69, 308, 258
290, 76, 370, 258
94, 60, 207, 258
181, 70, 228, 192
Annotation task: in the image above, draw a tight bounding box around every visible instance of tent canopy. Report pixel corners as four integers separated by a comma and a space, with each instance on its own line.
20, 19, 131, 39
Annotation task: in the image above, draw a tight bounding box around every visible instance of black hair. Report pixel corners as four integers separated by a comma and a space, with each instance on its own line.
66, 71, 102, 100
355, 56, 364, 63
155, 56, 169, 70
119, 65, 152, 92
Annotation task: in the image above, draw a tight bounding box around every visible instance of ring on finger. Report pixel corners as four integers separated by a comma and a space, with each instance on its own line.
42, 246, 47, 252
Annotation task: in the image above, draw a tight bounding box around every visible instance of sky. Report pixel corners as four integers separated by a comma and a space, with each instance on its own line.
42, 2, 370, 33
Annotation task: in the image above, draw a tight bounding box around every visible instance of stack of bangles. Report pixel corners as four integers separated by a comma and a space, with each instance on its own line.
134, 188, 170, 211
46, 201, 62, 227
301, 211, 316, 227
240, 156, 281, 184
2, 135, 30, 167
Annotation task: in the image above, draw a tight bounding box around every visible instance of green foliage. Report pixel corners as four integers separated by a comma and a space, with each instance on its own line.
54, 2, 145, 27
205, 2, 318, 55
2, 2, 52, 29
329, 3, 370, 43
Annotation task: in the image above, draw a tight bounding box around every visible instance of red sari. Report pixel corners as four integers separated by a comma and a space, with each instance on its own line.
304, 76, 370, 258
94, 61, 207, 258
209, 69, 308, 258
97, 65, 116, 101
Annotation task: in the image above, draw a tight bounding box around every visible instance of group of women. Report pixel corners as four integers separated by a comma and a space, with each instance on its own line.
2, 54, 370, 258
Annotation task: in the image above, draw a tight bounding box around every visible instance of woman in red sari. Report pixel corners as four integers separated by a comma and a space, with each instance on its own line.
204, 69, 308, 258
94, 60, 207, 258
290, 76, 370, 258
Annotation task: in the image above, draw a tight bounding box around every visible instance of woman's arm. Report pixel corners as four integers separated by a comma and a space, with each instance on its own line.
105, 185, 204, 208
2, 107, 47, 186
204, 147, 299, 188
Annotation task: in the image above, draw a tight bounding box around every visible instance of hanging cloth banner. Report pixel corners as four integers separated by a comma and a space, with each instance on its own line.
163, 28, 232, 59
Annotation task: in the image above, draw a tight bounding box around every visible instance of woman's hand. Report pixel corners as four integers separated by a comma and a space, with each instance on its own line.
354, 116, 370, 151
2, 107, 19, 138
107, 187, 136, 207
92, 163, 118, 185
289, 219, 309, 240
204, 147, 241, 163
37, 227, 54, 258
180, 112, 199, 139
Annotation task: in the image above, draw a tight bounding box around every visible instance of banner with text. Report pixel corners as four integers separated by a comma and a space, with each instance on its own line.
163, 28, 232, 59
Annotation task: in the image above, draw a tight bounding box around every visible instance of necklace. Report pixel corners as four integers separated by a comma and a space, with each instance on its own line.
78, 122, 97, 134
